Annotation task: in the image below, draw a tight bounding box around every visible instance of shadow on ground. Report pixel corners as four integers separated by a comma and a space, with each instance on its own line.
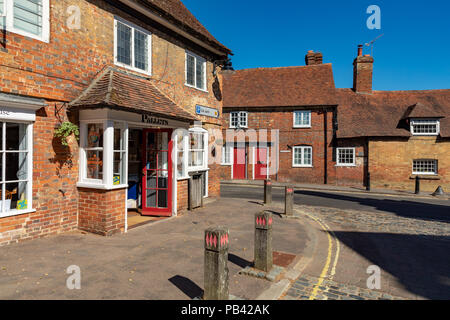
169, 275, 203, 299
295, 190, 450, 223
329, 230, 450, 300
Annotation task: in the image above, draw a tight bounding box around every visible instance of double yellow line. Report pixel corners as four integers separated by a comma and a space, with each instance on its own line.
304, 213, 341, 300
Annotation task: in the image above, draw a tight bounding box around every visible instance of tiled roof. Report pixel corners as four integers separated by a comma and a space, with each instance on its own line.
69, 67, 196, 121
222, 64, 337, 108
142, 0, 231, 55
336, 89, 450, 138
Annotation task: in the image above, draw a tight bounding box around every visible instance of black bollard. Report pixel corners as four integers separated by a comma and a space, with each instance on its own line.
204, 227, 229, 300
285, 186, 294, 216
264, 179, 272, 205
254, 211, 273, 272
366, 172, 371, 191
415, 176, 420, 194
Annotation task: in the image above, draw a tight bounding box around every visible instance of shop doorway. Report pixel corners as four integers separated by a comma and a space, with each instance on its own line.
141, 129, 173, 216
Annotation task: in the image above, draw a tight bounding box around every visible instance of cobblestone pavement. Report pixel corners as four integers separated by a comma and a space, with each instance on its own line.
282, 274, 404, 300
278, 202, 450, 300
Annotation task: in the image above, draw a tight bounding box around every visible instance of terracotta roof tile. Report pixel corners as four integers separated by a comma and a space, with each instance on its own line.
336, 89, 450, 138
142, 0, 231, 54
222, 64, 337, 108
69, 67, 196, 121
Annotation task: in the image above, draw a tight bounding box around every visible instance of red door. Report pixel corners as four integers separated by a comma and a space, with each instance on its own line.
233, 147, 246, 180
255, 147, 268, 180
142, 129, 172, 216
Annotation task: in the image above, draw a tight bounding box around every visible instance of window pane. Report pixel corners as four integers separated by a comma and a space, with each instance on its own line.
6, 122, 27, 151
240, 112, 247, 127
177, 151, 184, 177
146, 189, 156, 207
86, 150, 103, 180
294, 148, 301, 165
196, 58, 205, 89
146, 171, 156, 188
134, 30, 148, 71
186, 54, 195, 86
189, 151, 204, 167
304, 148, 312, 165
2, 181, 28, 211
6, 152, 28, 181
117, 21, 131, 66
231, 112, 238, 127
13, 0, 43, 36
158, 190, 167, 208
413, 160, 437, 174
113, 152, 125, 185
87, 123, 103, 148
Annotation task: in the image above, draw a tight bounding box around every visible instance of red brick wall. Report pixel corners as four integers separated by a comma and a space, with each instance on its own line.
78, 188, 126, 236
177, 179, 189, 213
222, 108, 336, 184
0, 103, 79, 246
0, 0, 226, 245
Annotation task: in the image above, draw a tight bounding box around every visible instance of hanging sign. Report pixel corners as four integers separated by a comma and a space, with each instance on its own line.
195, 105, 219, 118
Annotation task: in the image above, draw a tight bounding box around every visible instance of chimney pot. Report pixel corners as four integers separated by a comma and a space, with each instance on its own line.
357, 44, 363, 57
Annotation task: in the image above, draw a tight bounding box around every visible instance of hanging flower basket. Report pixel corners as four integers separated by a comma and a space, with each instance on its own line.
54, 121, 79, 147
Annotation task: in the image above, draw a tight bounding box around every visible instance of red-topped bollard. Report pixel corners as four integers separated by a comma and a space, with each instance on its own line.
264, 179, 272, 205
204, 227, 229, 300
285, 186, 294, 216
254, 211, 273, 272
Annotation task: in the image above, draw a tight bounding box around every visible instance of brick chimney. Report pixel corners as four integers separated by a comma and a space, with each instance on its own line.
353, 44, 374, 93
305, 50, 323, 66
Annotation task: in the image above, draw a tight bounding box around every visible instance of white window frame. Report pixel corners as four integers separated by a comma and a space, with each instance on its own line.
185, 51, 207, 91
412, 159, 438, 175
336, 147, 356, 166
78, 120, 129, 190
0, 121, 34, 218
229, 111, 248, 129
187, 126, 208, 172
114, 17, 152, 76
221, 145, 233, 165
293, 110, 311, 128
292, 146, 313, 167
0, 0, 50, 43
410, 119, 440, 136
174, 129, 189, 180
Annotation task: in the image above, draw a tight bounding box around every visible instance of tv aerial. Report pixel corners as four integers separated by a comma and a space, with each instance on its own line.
365, 33, 384, 56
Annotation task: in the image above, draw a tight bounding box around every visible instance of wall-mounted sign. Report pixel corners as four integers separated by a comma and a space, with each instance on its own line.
142, 114, 169, 126
195, 105, 219, 118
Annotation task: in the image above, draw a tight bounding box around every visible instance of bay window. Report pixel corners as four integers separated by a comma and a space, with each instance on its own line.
79, 121, 128, 189
0, 0, 50, 42
114, 17, 152, 75
0, 121, 33, 217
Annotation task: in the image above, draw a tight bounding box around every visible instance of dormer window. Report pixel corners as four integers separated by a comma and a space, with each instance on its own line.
410, 119, 440, 136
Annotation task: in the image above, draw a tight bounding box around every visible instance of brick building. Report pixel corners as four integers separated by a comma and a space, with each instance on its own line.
0, 0, 231, 245
336, 47, 450, 192
219, 52, 338, 184
220, 47, 450, 192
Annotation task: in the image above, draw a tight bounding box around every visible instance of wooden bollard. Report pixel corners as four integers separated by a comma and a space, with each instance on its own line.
264, 179, 272, 205
285, 186, 294, 216
254, 211, 273, 272
204, 227, 229, 300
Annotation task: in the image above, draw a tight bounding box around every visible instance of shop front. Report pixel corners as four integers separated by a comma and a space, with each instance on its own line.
69, 67, 207, 235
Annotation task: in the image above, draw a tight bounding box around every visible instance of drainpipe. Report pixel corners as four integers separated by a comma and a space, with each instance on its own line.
324, 110, 328, 184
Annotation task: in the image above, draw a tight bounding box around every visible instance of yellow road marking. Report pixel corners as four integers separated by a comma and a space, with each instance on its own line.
305, 213, 334, 300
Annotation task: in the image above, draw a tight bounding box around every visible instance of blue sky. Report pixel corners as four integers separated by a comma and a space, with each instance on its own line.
183, 0, 450, 91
